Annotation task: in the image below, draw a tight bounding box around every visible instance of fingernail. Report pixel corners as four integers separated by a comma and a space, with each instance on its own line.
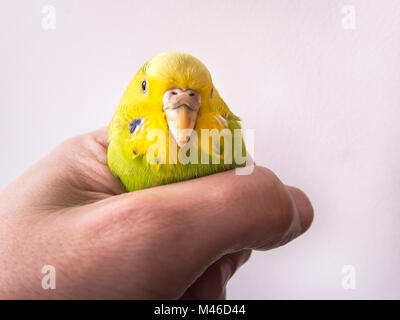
220, 259, 235, 288
220, 250, 251, 288
287, 186, 314, 233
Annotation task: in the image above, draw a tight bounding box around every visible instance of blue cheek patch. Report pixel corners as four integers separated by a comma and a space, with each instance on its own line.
129, 118, 143, 134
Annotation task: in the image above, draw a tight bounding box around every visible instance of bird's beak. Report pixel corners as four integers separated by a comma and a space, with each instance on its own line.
163, 88, 201, 148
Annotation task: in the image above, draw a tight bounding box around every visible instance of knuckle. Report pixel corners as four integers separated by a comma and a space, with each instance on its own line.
59, 133, 97, 154
60, 135, 85, 149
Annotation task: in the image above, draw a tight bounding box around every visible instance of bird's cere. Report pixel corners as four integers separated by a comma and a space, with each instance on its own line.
162, 88, 201, 147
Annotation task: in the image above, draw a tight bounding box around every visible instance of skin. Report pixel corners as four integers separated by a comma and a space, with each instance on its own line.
0, 128, 313, 299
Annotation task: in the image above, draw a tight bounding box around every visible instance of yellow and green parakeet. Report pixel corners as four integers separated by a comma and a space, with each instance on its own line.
108, 52, 247, 192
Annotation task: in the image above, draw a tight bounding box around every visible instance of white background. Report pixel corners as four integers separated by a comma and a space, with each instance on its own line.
1, 0, 399, 299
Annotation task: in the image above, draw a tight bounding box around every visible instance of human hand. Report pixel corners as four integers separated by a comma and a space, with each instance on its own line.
0, 128, 313, 299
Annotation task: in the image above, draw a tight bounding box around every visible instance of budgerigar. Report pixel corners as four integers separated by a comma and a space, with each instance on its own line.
108, 52, 247, 192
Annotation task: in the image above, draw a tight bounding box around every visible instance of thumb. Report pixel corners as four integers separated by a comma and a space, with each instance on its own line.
79, 166, 313, 297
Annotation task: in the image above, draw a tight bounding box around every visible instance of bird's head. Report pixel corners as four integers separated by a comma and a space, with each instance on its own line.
121, 52, 214, 148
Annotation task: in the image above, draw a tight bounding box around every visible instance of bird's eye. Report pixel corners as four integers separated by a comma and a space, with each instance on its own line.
210, 87, 214, 98
141, 79, 147, 93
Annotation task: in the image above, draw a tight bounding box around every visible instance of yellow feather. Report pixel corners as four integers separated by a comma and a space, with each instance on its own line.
108, 52, 245, 192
